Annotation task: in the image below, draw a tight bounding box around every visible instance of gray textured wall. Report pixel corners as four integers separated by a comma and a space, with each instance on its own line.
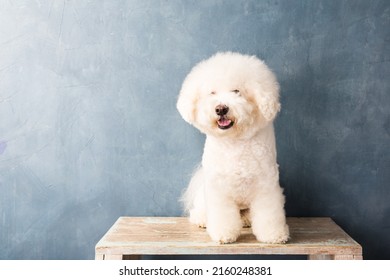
0, 0, 389, 259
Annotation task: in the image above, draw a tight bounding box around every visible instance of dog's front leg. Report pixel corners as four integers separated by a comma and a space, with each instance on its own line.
250, 186, 289, 244
205, 186, 242, 244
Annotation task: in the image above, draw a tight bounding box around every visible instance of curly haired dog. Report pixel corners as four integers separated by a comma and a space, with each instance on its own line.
177, 52, 289, 244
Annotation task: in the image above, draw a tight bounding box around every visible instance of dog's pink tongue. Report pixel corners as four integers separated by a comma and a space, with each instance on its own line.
218, 118, 231, 126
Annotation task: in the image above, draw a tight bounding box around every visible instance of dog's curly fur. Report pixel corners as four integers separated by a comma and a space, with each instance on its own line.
177, 52, 289, 244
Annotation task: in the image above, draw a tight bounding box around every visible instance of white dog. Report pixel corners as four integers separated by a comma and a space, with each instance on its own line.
177, 52, 289, 244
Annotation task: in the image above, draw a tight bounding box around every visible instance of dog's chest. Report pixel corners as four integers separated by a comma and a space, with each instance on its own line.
202, 138, 276, 179
202, 138, 279, 207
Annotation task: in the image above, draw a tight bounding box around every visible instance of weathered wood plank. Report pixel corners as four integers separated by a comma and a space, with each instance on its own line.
95, 253, 104, 260
103, 254, 123, 260
95, 217, 363, 259
308, 254, 333, 260
333, 254, 355, 260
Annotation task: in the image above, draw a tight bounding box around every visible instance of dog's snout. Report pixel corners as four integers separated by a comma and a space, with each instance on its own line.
215, 105, 229, 116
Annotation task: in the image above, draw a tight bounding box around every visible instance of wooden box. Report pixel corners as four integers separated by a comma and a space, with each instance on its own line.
95, 217, 362, 260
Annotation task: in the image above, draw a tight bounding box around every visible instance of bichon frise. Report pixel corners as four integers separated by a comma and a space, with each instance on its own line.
177, 52, 289, 244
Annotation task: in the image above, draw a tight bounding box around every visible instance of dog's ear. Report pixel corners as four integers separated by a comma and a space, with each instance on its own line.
177, 79, 199, 124
248, 79, 281, 122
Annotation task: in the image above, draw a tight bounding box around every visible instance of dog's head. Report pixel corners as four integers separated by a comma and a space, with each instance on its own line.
177, 52, 280, 139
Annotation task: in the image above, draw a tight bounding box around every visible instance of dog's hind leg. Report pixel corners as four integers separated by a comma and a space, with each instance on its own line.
182, 167, 207, 228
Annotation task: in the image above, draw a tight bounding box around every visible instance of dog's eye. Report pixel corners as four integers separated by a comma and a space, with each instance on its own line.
210, 91, 216, 95
232, 89, 240, 94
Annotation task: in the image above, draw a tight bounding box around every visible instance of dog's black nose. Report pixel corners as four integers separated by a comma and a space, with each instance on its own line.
215, 104, 229, 116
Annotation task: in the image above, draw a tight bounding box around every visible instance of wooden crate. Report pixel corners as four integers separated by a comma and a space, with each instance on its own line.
95, 217, 362, 260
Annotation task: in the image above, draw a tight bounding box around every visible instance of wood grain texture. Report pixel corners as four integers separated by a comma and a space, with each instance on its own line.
95, 217, 362, 259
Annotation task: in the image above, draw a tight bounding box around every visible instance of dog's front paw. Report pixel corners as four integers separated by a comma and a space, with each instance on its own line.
254, 224, 290, 244
207, 226, 241, 244
211, 232, 239, 244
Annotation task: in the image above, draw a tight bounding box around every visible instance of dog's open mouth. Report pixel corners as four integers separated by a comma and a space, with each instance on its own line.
217, 116, 234, 130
